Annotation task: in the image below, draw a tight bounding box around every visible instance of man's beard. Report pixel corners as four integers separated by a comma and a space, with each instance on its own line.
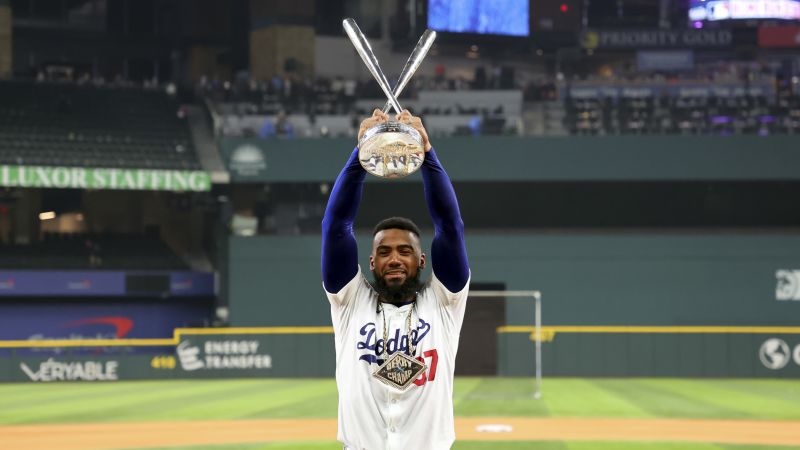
372, 270, 426, 304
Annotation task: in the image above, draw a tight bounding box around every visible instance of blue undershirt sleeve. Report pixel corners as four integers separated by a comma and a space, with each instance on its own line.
321, 147, 365, 293
421, 148, 469, 293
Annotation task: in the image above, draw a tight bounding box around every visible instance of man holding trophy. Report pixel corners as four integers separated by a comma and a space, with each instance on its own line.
320, 19, 470, 450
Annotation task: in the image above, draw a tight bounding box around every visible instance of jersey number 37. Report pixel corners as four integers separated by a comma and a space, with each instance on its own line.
413, 349, 439, 386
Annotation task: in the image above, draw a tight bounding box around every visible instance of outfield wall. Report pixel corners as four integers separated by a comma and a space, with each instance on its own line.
228, 233, 800, 328
503, 327, 800, 377
2, 232, 799, 381
0, 329, 334, 382
1, 326, 799, 381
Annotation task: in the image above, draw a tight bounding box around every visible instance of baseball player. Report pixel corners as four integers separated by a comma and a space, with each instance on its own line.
321, 109, 470, 450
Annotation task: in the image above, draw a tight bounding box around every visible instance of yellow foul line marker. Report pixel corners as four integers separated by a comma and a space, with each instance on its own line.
496, 325, 800, 342
0, 327, 335, 348
2, 326, 799, 348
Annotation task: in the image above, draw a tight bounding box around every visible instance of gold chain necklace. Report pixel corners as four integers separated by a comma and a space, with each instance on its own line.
378, 301, 417, 357
372, 299, 427, 390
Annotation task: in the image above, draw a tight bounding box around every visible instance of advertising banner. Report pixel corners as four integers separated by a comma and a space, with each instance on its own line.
758, 336, 800, 373
758, 26, 800, 47
0, 271, 124, 296
223, 142, 269, 181
1, 355, 166, 382
170, 272, 217, 297
157, 332, 334, 378
18, 357, 122, 382
175, 337, 273, 374
690, 0, 800, 21
0, 165, 211, 192
0, 329, 337, 382
0, 301, 212, 340
776, 269, 800, 301
501, 332, 800, 377
0, 4, 10, 79
581, 29, 734, 49
636, 50, 695, 71
0, 270, 215, 297
4, 330, 798, 381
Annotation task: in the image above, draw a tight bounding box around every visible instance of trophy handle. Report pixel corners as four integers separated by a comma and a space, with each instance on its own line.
343, 18, 404, 114
382, 29, 437, 114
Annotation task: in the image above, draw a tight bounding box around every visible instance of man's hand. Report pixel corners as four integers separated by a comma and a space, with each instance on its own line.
358, 109, 390, 143
396, 109, 432, 152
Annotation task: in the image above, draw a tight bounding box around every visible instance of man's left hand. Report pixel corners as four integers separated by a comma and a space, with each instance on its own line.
396, 110, 432, 152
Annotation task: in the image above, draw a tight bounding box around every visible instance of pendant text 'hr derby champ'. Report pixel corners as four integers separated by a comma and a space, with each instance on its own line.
373, 352, 427, 390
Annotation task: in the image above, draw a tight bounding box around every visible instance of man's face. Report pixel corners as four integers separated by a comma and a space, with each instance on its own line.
370, 228, 425, 289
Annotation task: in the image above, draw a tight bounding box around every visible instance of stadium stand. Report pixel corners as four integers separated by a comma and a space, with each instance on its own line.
0, 80, 200, 170
200, 73, 523, 138
0, 232, 188, 270
558, 66, 800, 136
562, 90, 800, 136
202, 70, 800, 138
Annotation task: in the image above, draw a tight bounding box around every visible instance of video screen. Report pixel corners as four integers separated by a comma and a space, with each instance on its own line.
689, 0, 800, 21
427, 0, 530, 37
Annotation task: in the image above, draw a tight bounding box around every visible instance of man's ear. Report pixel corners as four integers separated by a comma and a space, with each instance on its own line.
369, 255, 375, 271
419, 253, 426, 270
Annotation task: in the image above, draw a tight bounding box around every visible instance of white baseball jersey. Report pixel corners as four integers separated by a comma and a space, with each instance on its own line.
325, 266, 470, 450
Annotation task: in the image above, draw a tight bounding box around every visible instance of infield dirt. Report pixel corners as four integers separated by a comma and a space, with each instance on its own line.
2, 417, 800, 450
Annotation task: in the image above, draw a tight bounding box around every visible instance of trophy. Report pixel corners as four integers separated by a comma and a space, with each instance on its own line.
343, 18, 436, 178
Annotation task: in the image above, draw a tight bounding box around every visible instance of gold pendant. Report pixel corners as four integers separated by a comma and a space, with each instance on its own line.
372, 352, 427, 391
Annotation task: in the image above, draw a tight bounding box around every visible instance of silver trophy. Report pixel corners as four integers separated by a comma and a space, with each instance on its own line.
343, 18, 436, 178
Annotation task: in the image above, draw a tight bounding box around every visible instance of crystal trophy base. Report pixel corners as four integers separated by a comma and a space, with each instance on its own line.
358, 122, 425, 178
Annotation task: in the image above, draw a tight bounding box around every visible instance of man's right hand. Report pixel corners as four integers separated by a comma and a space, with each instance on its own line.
358, 109, 390, 143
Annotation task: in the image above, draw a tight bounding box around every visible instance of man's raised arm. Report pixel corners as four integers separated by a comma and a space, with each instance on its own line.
322, 110, 391, 292
321, 147, 365, 293
421, 148, 469, 293
395, 110, 468, 293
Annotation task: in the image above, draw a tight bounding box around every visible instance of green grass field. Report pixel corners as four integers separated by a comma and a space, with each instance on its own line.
1, 377, 799, 450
